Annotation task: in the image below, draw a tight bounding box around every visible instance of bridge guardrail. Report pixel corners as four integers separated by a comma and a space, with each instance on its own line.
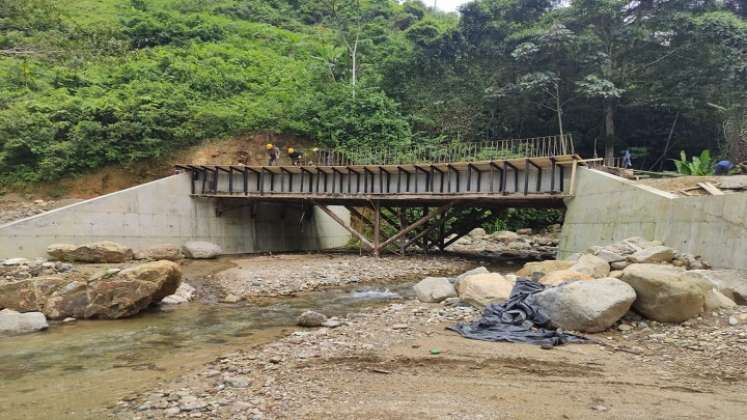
305, 134, 574, 166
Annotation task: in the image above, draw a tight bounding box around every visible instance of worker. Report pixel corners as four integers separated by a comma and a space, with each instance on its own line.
266, 143, 280, 166
714, 160, 734, 175
287, 147, 303, 166
622, 149, 632, 168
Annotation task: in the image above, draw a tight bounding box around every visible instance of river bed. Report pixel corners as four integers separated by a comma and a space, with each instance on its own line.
0, 281, 415, 419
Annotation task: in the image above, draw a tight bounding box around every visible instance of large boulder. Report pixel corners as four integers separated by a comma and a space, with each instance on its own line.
685, 270, 747, 305
47, 241, 134, 263
516, 260, 574, 277
456, 273, 514, 307
491, 231, 520, 242
37, 277, 89, 320
621, 264, 709, 322
135, 244, 183, 261
454, 266, 489, 285
0, 309, 48, 336
468, 228, 487, 239
569, 254, 610, 278
413, 277, 457, 303
0, 261, 182, 320
532, 278, 637, 333
628, 246, 675, 264
540, 270, 594, 286
84, 260, 182, 319
183, 241, 223, 259
594, 249, 626, 264
0, 278, 39, 312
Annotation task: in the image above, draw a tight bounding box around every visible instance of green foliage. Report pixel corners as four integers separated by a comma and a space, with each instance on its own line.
0, 0, 746, 185
672, 150, 715, 176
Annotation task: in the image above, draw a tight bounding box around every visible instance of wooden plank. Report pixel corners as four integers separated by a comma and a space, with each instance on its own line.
698, 182, 725, 196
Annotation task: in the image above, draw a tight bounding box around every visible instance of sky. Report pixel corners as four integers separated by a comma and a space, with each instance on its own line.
433, 0, 472, 12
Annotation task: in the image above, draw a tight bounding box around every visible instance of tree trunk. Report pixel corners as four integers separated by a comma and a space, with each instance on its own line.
554, 83, 564, 139
604, 99, 616, 164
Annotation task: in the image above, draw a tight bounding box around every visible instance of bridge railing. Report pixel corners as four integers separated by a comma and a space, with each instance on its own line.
306, 134, 574, 166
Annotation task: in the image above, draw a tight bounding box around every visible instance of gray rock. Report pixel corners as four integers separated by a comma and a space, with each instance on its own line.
628, 246, 675, 264
454, 266, 489, 285
47, 241, 134, 263
222, 374, 251, 388
516, 228, 532, 235
517, 260, 574, 277
610, 260, 630, 270
182, 241, 223, 259
0, 310, 48, 335
413, 277, 457, 303
0, 261, 182, 320
161, 282, 196, 305
491, 231, 520, 242
704, 288, 737, 310
717, 175, 747, 190
456, 273, 514, 307
532, 278, 636, 333
685, 269, 747, 305
594, 249, 626, 264
468, 227, 487, 239
3, 258, 30, 266
297, 310, 327, 327
134, 244, 184, 261
569, 254, 610, 278
322, 318, 342, 328
621, 264, 709, 322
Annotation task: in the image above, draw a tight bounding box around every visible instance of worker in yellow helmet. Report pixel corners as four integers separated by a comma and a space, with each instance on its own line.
287, 147, 303, 166
266, 143, 280, 166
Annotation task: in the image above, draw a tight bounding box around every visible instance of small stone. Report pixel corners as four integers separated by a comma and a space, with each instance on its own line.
321, 318, 342, 328
223, 374, 251, 389
269, 356, 282, 364
63, 317, 76, 323
540, 343, 554, 350
618, 323, 633, 332
223, 294, 242, 304
430, 348, 441, 355
164, 407, 181, 416
391, 323, 408, 330
728, 316, 739, 326
591, 405, 608, 412
297, 310, 327, 327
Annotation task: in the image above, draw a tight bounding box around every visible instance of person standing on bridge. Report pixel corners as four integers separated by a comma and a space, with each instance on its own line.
288, 147, 304, 166
266, 143, 280, 166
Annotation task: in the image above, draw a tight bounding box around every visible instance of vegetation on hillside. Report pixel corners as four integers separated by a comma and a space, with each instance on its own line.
0, 0, 745, 184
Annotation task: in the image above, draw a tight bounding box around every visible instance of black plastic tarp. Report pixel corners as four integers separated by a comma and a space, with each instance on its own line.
448, 279, 587, 346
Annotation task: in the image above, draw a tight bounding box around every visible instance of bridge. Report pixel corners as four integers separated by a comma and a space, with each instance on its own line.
175, 135, 583, 256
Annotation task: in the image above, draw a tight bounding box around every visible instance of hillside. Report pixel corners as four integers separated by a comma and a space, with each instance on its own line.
1, 0, 745, 186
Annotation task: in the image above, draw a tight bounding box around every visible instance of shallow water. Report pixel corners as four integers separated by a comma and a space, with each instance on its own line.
0, 281, 415, 420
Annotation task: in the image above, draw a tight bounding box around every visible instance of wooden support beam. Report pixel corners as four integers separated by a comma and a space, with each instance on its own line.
315, 202, 374, 249
379, 202, 455, 249
373, 201, 381, 257
346, 206, 374, 227
380, 207, 401, 230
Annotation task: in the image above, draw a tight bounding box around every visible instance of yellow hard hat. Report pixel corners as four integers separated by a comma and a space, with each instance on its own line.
288, 147, 295, 153
266, 143, 273, 150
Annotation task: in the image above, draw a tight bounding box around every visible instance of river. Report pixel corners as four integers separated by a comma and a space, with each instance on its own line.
0, 281, 415, 419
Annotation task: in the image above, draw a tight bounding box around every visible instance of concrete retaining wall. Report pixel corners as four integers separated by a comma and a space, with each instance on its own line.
0, 174, 351, 259
559, 168, 747, 270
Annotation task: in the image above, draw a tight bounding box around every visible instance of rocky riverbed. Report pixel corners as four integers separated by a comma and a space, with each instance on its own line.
113, 298, 747, 419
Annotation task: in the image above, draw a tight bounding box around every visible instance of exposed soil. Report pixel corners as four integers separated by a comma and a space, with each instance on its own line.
114, 296, 747, 419
1, 133, 311, 202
